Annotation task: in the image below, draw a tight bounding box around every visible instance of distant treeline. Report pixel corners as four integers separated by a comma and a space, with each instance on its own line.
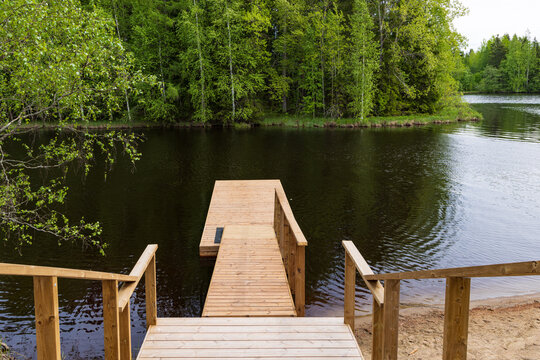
87, 0, 464, 122
1, 0, 467, 124
457, 34, 540, 93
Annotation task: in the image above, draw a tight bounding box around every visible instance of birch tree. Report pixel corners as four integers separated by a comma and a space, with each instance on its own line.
347, 0, 378, 120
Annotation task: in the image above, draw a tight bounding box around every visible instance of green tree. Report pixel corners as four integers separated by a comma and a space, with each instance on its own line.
347, 0, 378, 120
0, 0, 148, 251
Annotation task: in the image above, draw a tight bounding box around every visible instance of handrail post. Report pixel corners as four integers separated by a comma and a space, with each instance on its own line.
344, 252, 356, 329
103, 280, 120, 360
288, 231, 296, 294
443, 277, 471, 360
294, 245, 305, 316
382, 279, 400, 360
145, 255, 157, 328
119, 302, 132, 360
33, 276, 61, 360
372, 300, 384, 360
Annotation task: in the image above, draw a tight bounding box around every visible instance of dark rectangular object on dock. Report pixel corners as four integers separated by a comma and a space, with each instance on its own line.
214, 227, 224, 244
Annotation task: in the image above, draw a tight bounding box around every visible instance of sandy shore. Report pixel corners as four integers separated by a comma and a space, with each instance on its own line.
354, 293, 540, 359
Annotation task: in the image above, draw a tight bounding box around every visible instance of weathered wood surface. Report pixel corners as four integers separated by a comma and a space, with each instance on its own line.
202, 225, 296, 317
136, 317, 364, 359
200, 180, 300, 257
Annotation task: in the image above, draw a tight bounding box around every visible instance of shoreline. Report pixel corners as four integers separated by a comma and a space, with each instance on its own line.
354, 292, 540, 359
18, 114, 481, 131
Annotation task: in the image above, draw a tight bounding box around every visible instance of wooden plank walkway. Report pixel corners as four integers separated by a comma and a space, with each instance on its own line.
136, 179, 363, 359
202, 225, 296, 317
199, 180, 282, 257
137, 317, 364, 359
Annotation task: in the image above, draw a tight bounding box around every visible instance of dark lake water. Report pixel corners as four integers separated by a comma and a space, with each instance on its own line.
1, 94, 540, 358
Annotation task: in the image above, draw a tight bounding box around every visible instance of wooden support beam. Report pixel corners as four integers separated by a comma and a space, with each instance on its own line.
443, 277, 471, 360
145, 255, 157, 328
344, 252, 356, 329
372, 300, 384, 360
382, 279, 400, 360
33, 276, 61, 360
119, 302, 132, 360
103, 280, 120, 360
294, 245, 305, 316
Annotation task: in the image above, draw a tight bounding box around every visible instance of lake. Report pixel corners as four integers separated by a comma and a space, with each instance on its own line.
1, 94, 539, 358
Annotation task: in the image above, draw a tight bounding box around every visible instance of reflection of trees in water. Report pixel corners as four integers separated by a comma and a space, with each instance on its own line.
282, 129, 461, 314
473, 103, 540, 141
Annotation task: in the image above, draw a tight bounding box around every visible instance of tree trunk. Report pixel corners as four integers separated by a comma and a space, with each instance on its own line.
194, 0, 206, 118
226, 4, 235, 119
113, 3, 132, 122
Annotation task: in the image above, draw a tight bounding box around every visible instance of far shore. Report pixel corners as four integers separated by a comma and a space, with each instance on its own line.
17, 109, 481, 131
355, 292, 540, 359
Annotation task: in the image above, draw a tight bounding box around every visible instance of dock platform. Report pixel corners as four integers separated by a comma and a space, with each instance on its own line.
199, 180, 284, 257
137, 317, 364, 359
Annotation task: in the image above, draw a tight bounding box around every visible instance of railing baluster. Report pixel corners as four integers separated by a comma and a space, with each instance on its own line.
33, 276, 61, 360
382, 279, 400, 360
103, 280, 120, 360
145, 255, 157, 328
443, 277, 471, 360
344, 253, 356, 329
119, 302, 132, 360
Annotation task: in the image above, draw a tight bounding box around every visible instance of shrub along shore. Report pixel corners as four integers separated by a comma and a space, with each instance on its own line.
23, 106, 481, 130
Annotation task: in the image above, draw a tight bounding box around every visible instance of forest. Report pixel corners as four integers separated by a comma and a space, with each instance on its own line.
1, 0, 468, 125
458, 33, 540, 93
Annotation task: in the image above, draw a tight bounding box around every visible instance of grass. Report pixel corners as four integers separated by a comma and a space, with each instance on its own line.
258, 104, 481, 128
17, 103, 481, 130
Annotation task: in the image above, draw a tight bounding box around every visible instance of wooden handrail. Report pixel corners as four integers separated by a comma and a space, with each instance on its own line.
343, 241, 384, 305
363, 260, 540, 280
342, 241, 540, 360
0, 245, 158, 360
275, 188, 308, 246
0, 263, 137, 282
274, 187, 307, 316
118, 244, 158, 310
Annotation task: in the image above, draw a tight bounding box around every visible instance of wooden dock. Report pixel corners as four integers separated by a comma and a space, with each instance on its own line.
135, 180, 363, 359
202, 224, 296, 317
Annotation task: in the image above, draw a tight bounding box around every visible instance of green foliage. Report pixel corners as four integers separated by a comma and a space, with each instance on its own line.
89, 0, 467, 122
1, 0, 146, 252
459, 33, 540, 93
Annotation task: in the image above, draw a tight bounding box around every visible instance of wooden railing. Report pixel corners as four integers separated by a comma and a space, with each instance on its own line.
0, 244, 158, 360
274, 189, 308, 316
342, 240, 540, 360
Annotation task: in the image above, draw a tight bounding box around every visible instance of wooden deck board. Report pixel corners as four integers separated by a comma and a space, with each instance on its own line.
137, 317, 364, 359
202, 225, 296, 317
199, 180, 283, 257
